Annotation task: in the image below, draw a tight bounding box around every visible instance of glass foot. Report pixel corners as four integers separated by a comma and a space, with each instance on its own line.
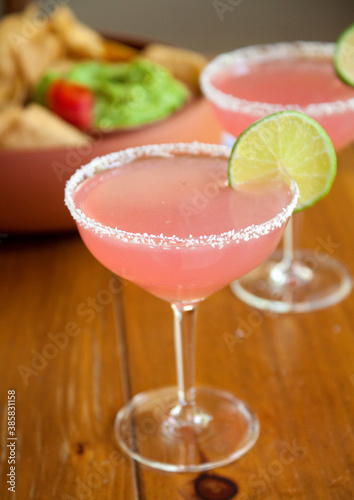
114, 386, 259, 472
231, 249, 353, 313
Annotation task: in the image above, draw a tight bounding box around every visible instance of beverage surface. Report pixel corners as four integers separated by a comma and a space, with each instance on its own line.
75, 155, 291, 239
212, 57, 354, 105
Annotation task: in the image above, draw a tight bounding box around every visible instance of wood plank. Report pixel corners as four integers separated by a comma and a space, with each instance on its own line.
0, 236, 136, 499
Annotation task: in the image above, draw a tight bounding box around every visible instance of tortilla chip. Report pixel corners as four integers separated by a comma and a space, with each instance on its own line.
0, 78, 27, 110
141, 43, 207, 93
0, 105, 23, 136
0, 14, 24, 82
14, 31, 64, 87
0, 5, 63, 89
102, 39, 139, 62
0, 12, 25, 42
0, 103, 90, 150
21, 2, 52, 39
49, 6, 104, 59
0, 5, 51, 59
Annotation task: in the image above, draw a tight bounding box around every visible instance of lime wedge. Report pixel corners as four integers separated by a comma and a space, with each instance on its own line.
334, 23, 354, 86
228, 110, 336, 212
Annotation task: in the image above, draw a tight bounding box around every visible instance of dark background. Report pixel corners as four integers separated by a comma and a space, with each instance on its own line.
1, 0, 354, 53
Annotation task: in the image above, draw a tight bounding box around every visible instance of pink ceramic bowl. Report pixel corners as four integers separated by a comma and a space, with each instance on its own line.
0, 36, 221, 234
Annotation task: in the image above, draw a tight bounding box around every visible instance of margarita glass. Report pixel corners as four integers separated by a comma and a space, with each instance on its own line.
201, 41, 354, 313
65, 142, 298, 472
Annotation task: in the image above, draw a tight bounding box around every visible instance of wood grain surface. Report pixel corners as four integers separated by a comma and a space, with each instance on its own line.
0, 144, 353, 499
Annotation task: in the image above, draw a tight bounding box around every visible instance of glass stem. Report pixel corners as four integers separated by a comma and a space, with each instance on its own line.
282, 216, 294, 267
171, 302, 199, 422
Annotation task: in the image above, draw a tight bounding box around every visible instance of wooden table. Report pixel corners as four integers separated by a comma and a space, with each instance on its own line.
0, 144, 353, 500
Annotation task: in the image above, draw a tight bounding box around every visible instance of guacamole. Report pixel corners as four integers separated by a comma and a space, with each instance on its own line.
34, 59, 189, 129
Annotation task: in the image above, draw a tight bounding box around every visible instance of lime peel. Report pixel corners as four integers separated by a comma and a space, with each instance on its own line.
228, 110, 337, 212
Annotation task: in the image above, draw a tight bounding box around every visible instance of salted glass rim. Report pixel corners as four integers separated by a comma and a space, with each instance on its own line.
200, 41, 354, 116
64, 142, 299, 248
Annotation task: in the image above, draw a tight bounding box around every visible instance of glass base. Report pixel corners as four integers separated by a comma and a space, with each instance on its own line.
114, 386, 259, 472
231, 249, 353, 313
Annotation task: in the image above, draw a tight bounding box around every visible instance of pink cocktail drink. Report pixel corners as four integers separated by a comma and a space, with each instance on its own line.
201, 43, 354, 314
201, 42, 354, 151
65, 143, 298, 472
70, 146, 294, 303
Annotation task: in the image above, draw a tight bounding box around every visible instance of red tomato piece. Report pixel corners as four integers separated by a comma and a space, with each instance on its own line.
48, 80, 94, 130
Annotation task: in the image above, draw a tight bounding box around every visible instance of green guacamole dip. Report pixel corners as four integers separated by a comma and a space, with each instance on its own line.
34, 59, 189, 129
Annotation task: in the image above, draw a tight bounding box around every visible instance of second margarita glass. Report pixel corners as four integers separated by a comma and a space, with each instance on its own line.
201, 41, 354, 313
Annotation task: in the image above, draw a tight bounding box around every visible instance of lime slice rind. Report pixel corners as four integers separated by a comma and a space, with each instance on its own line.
334, 23, 354, 87
228, 110, 337, 212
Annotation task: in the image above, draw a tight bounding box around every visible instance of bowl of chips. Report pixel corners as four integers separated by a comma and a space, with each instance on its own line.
0, 4, 221, 233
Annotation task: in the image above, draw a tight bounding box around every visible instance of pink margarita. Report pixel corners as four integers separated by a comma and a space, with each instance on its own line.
201, 42, 354, 151
65, 143, 297, 303
65, 143, 298, 473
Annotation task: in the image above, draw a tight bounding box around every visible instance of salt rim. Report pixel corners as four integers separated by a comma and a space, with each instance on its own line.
200, 41, 354, 116
64, 142, 299, 249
